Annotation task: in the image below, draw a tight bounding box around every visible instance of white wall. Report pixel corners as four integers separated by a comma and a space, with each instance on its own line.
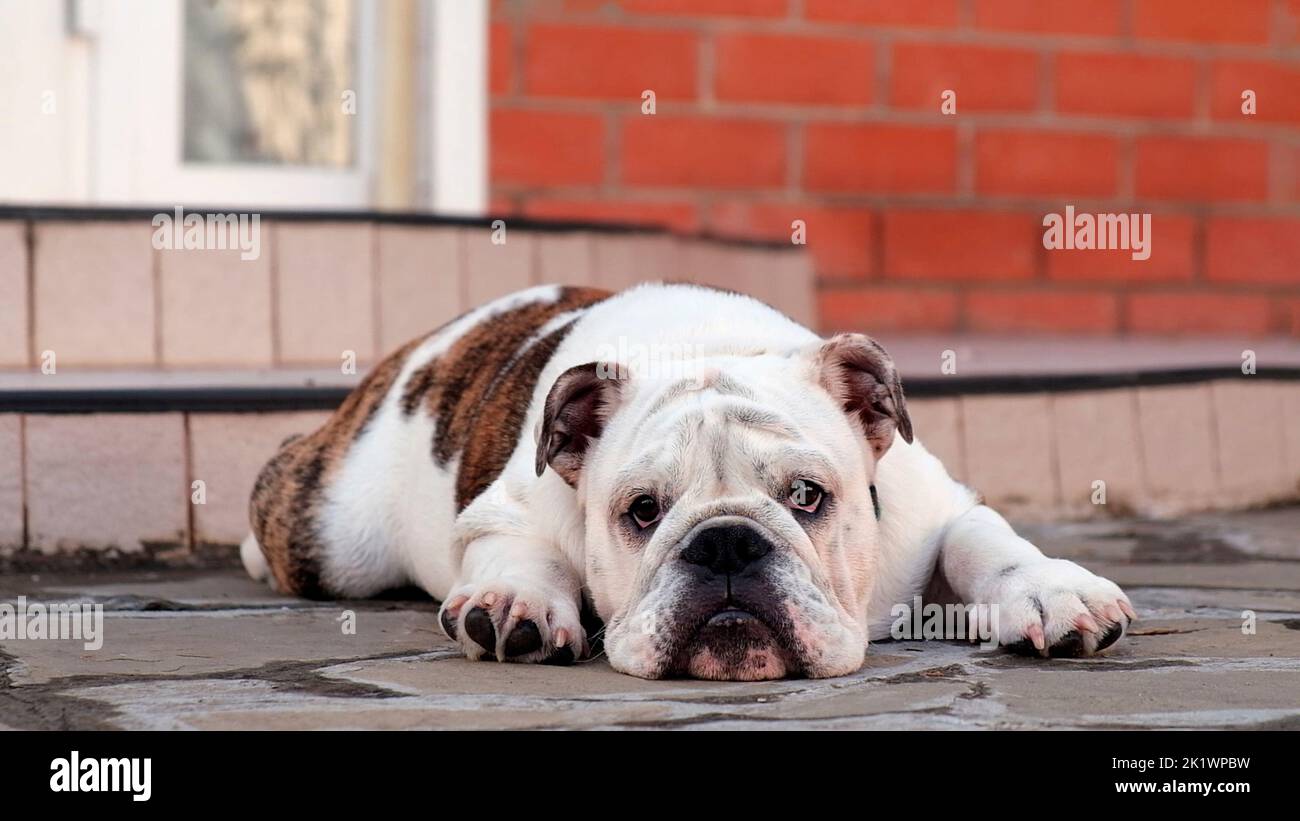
0, 0, 92, 203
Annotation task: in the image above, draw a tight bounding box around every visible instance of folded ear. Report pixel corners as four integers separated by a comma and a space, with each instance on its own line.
811, 333, 913, 461
535, 362, 625, 485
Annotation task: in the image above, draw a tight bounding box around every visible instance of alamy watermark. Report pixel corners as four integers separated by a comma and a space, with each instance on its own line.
1043, 205, 1151, 261
151, 206, 261, 261
890, 596, 999, 651
0, 596, 103, 650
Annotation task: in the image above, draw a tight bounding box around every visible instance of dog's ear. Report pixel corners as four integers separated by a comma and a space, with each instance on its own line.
811, 333, 912, 461
535, 362, 625, 485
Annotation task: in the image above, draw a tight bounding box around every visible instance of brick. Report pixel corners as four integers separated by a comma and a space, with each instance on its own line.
524, 24, 696, 100
1046, 213, 1195, 283
1135, 384, 1218, 512
1126, 292, 1275, 335
491, 109, 605, 187
275, 223, 375, 366
0, 222, 27, 367
26, 414, 187, 553
159, 245, 273, 367
817, 286, 959, 333
464, 228, 535, 305
536, 233, 596, 286
34, 222, 155, 367
804, 0, 959, 27
490, 22, 513, 96
622, 117, 785, 188
891, 43, 1039, 112
714, 33, 873, 106
0, 415, 20, 550
882, 210, 1037, 281
1055, 52, 1197, 118
709, 202, 875, 279
974, 0, 1123, 36
965, 290, 1120, 333
1211, 382, 1293, 506
804, 124, 956, 193
961, 394, 1059, 512
1205, 217, 1300, 286
376, 226, 463, 354
975, 130, 1119, 197
1051, 390, 1144, 516
906, 398, 966, 483
1211, 60, 1300, 125
190, 412, 331, 546
1135, 136, 1268, 202
1134, 0, 1270, 44
521, 198, 698, 232
623, 0, 787, 17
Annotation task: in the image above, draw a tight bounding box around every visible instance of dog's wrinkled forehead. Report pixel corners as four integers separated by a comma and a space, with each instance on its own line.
597, 367, 847, 496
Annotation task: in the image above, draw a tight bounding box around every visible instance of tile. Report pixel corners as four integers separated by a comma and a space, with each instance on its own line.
905, 398, 965, 483
25, 414, 186, 553
159, 245, 272, 367
1135, 384, 1218, 513
1051, 389, 1144, 516
1280, 382, 1300, 492
376, 225, 462, 354
189, 411, 332, 546
0, 222, 28, 367
275, 222, 375, 366
0, 415, 21, 551
592, 233, 679, 292
1211, 380, 1292, 505
757, 248, 816, 327
536, 233, 595, 287
33, 222, 155, 367
463, 227, 533, 306
960, 393, 1058, 511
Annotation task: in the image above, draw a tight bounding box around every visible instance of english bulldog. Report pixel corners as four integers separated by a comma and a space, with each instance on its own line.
242, 283, 1134, 680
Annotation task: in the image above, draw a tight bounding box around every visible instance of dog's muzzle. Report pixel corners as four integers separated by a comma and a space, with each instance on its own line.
666, 520, 802, 680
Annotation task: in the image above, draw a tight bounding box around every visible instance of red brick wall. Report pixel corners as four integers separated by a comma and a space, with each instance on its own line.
489, 0, 1300, 336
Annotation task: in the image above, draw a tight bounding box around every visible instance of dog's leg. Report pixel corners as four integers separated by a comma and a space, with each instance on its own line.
939, 504, 1135, 657
437, 534, 588, 664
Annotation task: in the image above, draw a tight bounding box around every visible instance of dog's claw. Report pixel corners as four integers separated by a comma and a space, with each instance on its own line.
503, 619, 543, 657
464, 607, 497, 654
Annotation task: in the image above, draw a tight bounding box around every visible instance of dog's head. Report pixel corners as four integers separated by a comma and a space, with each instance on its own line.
535, 334, 911, 680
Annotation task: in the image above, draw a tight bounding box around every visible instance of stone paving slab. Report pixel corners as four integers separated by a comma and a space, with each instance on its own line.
2, 508, 1298, 730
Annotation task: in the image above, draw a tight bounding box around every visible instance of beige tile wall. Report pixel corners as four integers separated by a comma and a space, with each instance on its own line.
33, 222, 156, 367
24, 414, 187, 554
0, 415, 22, 549
0, 218, 814, 371
0, 222, 27, 368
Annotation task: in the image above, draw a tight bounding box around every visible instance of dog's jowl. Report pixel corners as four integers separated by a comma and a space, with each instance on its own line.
244, 283, 1133, 680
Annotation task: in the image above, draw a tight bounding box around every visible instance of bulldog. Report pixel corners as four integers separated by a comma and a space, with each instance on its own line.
242, 283, 1134, 680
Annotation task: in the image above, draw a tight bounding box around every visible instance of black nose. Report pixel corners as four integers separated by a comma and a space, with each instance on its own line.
680, 524, 772, 576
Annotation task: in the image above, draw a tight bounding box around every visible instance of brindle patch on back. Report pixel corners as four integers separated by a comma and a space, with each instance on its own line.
402, 286, 609, 510
248, 286, 609, 597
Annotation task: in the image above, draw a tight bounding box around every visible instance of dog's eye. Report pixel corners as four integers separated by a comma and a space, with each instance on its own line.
629, 495, 663, 529
788, 479, 825, 513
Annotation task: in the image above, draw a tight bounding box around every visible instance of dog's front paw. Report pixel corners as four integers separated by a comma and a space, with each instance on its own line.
438, 580, 587, 665
984, 558, 1136, 658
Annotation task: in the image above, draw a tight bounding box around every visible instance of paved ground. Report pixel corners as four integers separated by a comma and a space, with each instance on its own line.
2, 508, 1298, 730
